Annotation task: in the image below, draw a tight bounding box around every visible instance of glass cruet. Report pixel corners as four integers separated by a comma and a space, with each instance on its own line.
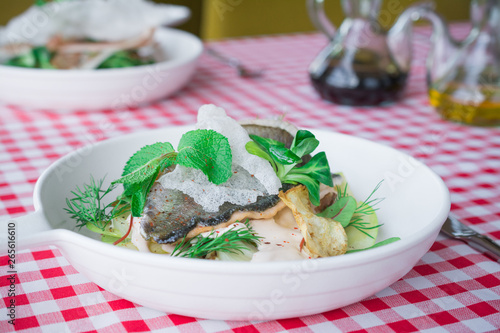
424, 0, 500, 126
307, 0, 427, 106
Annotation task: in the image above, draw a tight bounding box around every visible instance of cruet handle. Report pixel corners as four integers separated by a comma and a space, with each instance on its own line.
306, 0, 336, 40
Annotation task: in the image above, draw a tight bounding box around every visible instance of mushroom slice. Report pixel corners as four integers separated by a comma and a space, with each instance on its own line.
279, 185, 347, 258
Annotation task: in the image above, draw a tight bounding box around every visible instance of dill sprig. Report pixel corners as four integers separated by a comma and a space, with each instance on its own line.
171, 220, 262, 259
64, 176, 122, 231
336, 180, 384, 239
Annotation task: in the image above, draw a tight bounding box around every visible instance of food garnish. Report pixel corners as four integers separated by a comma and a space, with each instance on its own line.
65, 129, 231, 231
171, 220, 261, 259
318, 181, 384, 235
245, 129, 333, 206
113, 129, 232, 218
318, 178, 401, 251
64, 105, 399, 261
64, 176, 122, 230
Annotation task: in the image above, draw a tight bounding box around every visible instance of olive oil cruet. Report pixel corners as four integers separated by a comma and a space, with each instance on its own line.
306, 0, 430, 106
422, 0, 500, 126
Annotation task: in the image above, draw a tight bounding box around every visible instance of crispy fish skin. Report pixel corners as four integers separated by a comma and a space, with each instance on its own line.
279, 185, 347, 257
239, 121, 295, 147
141, 182, 293, 244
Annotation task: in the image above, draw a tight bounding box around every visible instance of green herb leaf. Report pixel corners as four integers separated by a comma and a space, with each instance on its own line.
340, 180, 384, 234
268, 145, 301, 165
113, 142, 175, 217
5, 46, 54, 69
246, 130, 332, 206
6, 51, 36, 68
354, 180, 384, 217
317, 196, 357, 227
285, 173, 321, 206
346, 237, 400, 253
248, 134, 284, 152
112, 130, 232, 218
291, 130, 319, 157
171, 220, 262, 258
177, 129, 232, 185
33, 46, 54, 69
114, 142, 175, 185
98, 50, 155, 69
68, 130, 234, 233
127, 169, 160, 217
245, 141, 274, 164
64, 176, 119, 230
292, 152, 333, 187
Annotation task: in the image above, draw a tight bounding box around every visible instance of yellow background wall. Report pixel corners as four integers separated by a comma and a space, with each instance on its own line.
201, 0, 470, 39
0, 0, 470, 39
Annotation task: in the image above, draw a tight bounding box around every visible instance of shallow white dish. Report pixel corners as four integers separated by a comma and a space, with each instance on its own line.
0, 28, 202, 111
0, 126, 450, 320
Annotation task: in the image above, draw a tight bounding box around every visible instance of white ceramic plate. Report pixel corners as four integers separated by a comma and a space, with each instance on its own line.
0, 126, 450, 320
0, 28, 202, 111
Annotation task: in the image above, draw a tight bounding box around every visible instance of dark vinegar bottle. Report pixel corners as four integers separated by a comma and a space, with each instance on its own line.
310, 48, 408, 106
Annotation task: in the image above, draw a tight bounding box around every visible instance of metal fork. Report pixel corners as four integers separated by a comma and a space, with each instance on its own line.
205, 47, 264, 78
440, 215, 500, 262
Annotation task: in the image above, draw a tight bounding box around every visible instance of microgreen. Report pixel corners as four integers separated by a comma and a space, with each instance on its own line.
316, 196, 357, 227
318, 180, 384, 238
171, 220, 262, 259
245, 130, 333, 206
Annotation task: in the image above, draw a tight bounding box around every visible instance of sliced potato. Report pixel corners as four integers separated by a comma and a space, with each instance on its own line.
279, 185, 347, 258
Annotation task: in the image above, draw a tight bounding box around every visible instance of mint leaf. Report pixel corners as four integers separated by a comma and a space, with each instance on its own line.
317, 196, 357, 227
115, 142, 175, 185
128, 169, 160, 217
177, 129, 232, 185
112, 130, 233, 217
121, 142, 175, 175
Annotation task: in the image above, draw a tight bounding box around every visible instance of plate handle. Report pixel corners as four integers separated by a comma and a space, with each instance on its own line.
0, 211, 54, 251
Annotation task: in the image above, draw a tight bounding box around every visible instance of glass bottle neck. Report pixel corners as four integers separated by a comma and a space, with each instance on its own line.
341, 0, 381, 19
471, 0, 500, 30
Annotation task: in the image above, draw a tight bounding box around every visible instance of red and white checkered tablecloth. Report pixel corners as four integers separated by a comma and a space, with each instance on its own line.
1, 23, 499, 332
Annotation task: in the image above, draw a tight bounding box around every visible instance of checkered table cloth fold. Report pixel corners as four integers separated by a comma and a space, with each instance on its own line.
1, 23, 499, 332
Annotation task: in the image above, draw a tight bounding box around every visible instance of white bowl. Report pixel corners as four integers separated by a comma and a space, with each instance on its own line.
0, 28, 203, 111
0, 126, 450, 320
